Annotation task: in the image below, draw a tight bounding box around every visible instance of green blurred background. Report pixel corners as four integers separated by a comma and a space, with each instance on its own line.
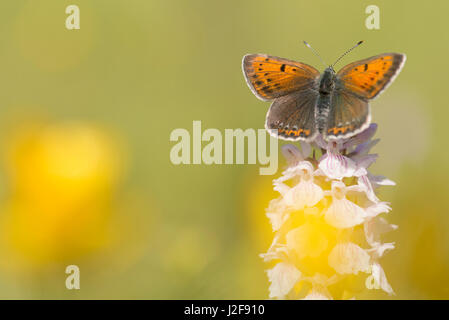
0, 0, 446, 299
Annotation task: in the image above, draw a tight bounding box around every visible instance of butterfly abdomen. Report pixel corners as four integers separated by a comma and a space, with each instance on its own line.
315, 93, 331, 134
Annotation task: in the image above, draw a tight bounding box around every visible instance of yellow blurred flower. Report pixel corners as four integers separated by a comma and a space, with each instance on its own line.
0, 122, 125, 271
286, 221, 331, 260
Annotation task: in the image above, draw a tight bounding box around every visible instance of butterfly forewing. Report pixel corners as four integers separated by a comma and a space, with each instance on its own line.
337, 53, 406, 99
265, 89, 318, 141
242, 54, 320, 101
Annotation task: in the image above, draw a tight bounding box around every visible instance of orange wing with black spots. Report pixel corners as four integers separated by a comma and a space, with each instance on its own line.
337, 53, 406, 99
242, 54, 320, 101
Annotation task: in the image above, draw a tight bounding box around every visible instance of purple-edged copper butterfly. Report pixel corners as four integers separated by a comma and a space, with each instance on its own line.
242, 41, 406, 141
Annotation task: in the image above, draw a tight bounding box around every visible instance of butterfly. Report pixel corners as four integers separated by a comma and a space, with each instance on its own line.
242, 41, 406, 142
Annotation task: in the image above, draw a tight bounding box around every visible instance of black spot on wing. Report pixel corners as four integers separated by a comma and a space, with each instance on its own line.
262, 86, 273, 94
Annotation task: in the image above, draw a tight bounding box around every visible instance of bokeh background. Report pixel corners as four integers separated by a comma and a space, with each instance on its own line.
0, 0, 446, 299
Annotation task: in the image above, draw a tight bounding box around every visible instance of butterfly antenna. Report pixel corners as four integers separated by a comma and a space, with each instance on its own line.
331, 40, 364, 68
303, 41, 327, 68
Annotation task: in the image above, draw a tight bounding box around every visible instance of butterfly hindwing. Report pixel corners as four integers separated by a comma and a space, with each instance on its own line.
325, 90, 370, 140
265, 88, 319, 141
242, 54, 320, 101
337, 53, 406, 99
